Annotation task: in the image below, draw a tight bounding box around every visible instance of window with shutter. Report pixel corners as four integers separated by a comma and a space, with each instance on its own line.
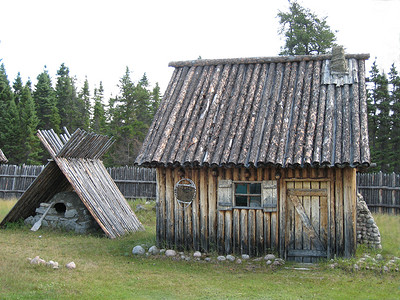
217, 179, 233, 210
261, 180, 278, 212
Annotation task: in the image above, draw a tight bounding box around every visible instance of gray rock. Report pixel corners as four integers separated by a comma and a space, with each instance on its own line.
132, 245, 145, 255
148, 246, 159, 255
204, 257, 212, 262
160, 249, 166, 254
193, 251, 202, 258
226, 255, 235, 262
376, 254, 384, 261
135, 204, 146, 212
353, 264, 359, 271
253, 257, 263, 262
241, 254, 250, 260
382, 266, 389, 272
264, 254, 276, 261
66, 262, 76, 269
217, 256, 226, 261
236, 259, 242, 264
266, 260, 272, 265
165, 250, 177, 257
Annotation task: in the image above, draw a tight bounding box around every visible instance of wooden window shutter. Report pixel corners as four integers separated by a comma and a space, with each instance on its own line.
217, 179, 233, 210
262, 180, 278, 212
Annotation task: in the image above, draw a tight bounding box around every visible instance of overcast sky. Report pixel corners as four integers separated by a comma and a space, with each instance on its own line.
1, 0, 399, 97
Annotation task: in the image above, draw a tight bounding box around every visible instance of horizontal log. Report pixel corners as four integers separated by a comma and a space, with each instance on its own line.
287, 249, 327, 257
358, 186, 400, 191
366, 204, 400, 209
169, 54, 370, 67
287, 188, 328, 197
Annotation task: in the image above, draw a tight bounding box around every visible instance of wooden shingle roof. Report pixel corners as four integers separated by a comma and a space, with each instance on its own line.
0, 149, 7, 163
136, 54, 371, 169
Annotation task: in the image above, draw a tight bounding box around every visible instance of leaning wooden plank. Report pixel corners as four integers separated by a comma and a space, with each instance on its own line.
288, 193, 326, 251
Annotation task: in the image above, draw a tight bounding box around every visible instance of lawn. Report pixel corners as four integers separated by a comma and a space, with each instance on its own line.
0, 198, 399, 299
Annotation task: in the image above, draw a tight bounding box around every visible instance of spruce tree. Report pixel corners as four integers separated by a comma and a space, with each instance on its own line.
55, 63, 78, 131
368, 61, 391, 172
77, 78, 91, 130
18, 81, 42, 164
1, 97, 20, 164
91, 82, 107, 134
389, 64, 400, 172
151, 82, 162, 115
34, 68, 60, 132
0, 64, 15, 156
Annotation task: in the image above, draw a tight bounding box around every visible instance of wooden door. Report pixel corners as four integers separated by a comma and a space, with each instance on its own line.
285, 180, 330, 262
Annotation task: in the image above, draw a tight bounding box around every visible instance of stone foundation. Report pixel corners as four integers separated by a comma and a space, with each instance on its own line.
25, 191, 101, 234
356, 193, 382, 249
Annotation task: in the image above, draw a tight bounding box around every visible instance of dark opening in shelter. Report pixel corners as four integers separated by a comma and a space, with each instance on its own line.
135, 51, 371, 261
1, 128, 144, 238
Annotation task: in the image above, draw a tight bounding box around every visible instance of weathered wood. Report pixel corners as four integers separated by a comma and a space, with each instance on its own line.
208, 170, 217, 249
343, 168, 356, 257
217, 211, 225, 253
233, 209, 240, 253
174, 168, 184, 250
192, 168, 200, 250
248, 209, 256, 256
165, 168, 175, 248
240, 209, 248, 255
289, 194, 325, 251
302, 181, 311, 263
156, 168, 165, 246
321, 84, 335, 164
199, 168, 208, 251
287, 249, 327, 257
287, 188, 327, 197
224, 210, 232, 254
256, 209, 264, 256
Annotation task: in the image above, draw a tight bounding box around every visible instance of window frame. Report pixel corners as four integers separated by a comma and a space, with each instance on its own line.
233, 181, 262, 209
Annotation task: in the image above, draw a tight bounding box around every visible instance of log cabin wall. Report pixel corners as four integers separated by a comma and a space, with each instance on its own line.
156, 165, 357, 259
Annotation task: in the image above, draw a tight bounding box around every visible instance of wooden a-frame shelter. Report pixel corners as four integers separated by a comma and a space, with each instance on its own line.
0, 149, 7, 164
1, 128, 143, 238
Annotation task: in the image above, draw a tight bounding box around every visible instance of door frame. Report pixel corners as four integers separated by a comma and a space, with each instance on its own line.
279, 178, 331, 261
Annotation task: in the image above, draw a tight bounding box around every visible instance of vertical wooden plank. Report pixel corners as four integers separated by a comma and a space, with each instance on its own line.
378, 171, 383, 214
391, 172, 396, 215
271, 212, 278, 251
335, 168, 344, 256
184, 168, 193, 250
217, 211, 225, 254
302, 180, 311, 263
256, 209, 264, 256
329, 169, 335, 258
280, 175, 288, 259
174, 168, 184, 250
208, 169, 217, 252
264, 212, 271, 251
311, 180, 320, 262
165, 167, 175, 248
240, 209, 248, 255
294, 180, 303, 262
192, 168, 200, 250
199, 168, 208, 252
343, 167, 356, 257
224, 210, 232, 254
156, 168, 166, 247
319, 181, 328, 252
248, 209, 256, 256
233, 209, 240, 254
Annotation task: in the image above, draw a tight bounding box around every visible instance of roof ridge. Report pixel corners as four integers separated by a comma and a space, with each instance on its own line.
169, 54, 370, 68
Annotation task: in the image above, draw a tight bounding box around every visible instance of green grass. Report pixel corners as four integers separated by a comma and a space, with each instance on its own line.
0, 199, 399, 299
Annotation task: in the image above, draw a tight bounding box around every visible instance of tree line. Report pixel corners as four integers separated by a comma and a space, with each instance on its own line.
0, 63, 160, 166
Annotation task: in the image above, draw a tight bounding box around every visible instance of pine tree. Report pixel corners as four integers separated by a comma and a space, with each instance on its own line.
34, 68, 60, 132
55, 63, 78, 131
389, 64, 400, 172
151, 82, 162, 115
91, 82, 107, 134
368, 61, 391, 172
0, 64, 15, 156
1, 97, 20, 164
77, 78, 91, 130
12, 73, 23, 105
18, 81, 42, 164
277, 0, 336, 55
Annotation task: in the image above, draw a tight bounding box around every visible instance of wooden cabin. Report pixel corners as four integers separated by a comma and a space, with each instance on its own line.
135, 50, 371, 261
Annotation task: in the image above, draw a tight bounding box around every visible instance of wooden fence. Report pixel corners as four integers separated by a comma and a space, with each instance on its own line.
0, 164, 156, 200
357, 172, 400, 215
1, 165, 399, 214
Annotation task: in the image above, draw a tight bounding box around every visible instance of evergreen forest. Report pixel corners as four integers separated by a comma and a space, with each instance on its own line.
0, 60, 399, 172
0, 63, 161, 166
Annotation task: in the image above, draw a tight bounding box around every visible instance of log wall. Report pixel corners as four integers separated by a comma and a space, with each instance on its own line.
156, 166, 357, 258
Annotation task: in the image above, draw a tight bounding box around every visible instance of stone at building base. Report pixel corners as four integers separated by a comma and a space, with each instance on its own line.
356, 193, 382, 249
